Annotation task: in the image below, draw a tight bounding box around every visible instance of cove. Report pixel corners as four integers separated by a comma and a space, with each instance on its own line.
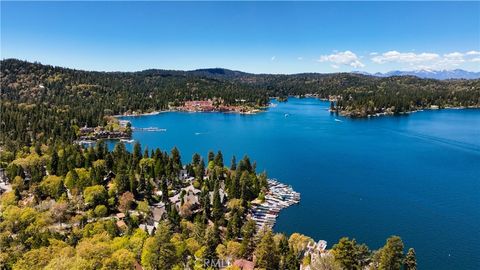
113, 98, 480, 270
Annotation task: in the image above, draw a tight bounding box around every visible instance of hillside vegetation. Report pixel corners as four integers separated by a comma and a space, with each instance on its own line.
1, 58, 479, 149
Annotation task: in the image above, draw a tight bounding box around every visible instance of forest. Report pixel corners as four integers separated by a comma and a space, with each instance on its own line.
1, 58, 480, 150
3, 58, 478, 269
0, 141, 416, 270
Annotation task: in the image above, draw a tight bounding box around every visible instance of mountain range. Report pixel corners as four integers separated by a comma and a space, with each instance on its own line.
359, 69, 480, 80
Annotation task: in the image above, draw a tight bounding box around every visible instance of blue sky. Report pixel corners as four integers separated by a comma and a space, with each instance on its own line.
1, 1, 479, 74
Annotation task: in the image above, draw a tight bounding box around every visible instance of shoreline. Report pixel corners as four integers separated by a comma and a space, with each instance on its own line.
114, 104, 273, 118
333, 105, 480, 119
112, 99, 480, 120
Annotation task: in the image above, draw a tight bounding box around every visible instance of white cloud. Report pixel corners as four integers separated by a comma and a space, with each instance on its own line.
369, 52, 378, 56
371, 51, 439, 64
471, 57, 480, 62
444, 52, 464, 59
318, 50, 365, 68
466, 50, 480, 56
370, 50, 480, 70
271, 56, 276, 61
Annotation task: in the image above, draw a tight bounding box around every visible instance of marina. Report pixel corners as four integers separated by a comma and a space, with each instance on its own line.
250, 179, 300, 230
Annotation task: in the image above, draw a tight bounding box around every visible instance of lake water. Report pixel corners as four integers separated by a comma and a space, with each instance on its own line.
116, 98, 480, 269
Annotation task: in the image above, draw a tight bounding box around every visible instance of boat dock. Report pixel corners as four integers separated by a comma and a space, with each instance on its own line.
250, 179, 300, 230
132, 127, 167, 132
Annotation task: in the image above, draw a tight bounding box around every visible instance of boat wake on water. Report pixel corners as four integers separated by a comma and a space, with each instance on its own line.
380, 127, 480, 154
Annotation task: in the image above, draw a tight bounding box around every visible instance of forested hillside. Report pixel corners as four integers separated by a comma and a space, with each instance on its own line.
0, 59, 443, 269
0, 141, 416, 270
1, 58, 479, 149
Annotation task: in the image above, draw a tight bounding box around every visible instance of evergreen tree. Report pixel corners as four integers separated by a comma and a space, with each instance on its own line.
201, 188, 211, 222
49, 150, 59, 175
141, 221, 177, 270
404, 248, 417, 270
332, 237, 371, 270
229, 170, 241, 199
240, 171, 250, 201
195, 159, 205, 184
161, 176, 169, 203
230, 155, 237, 171
240, 220, 257, 259
129, 170, 137, 194
168, 204, 180, 229
154, 159, 164, 180
171, 147, 181, 175
132, 142, 142, 168
115, 172, 130, 194
212, 182, 223, 223
214, 151, 224, 167
379, 236, 404, 270
283, 250, 300, 270
208, 151, 215, 162
192, 153, 201, 166
204, 224, 220, 264
254, 228, 279, 269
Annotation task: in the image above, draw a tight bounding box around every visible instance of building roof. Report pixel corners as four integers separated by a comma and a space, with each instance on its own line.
151, 204, 166, 222
116, 220, 127, 229
233, 259, 255, 270
139, 224, 155, 235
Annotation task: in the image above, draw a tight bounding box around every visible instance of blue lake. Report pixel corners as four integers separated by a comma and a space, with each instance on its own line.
115, 98, 480, 269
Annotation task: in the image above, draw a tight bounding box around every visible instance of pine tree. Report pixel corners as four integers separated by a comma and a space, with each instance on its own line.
192, 153, 201, 166
129, 170, 137, 194
212, 182, 223, 223
204, 224, 220, 264
154, 159, 164, 180
141, 221, 177, 269
230, 155, 237, 170
254, 228, 279, 269
132, 142, 142, 168
379, 236, 404, 270
283, 250, 300, 270
241, 220, 257, 259
229, 170, 241, 199
214, 151, 224, 167
171, 147, 182, 174
202, 188, 211, 222
49, 150, 59, 175
168, 204, 180, 229
161, 176, 169, 203
115, 172, 130, 194
208, 151, 215, 162
404, 248, 417, 270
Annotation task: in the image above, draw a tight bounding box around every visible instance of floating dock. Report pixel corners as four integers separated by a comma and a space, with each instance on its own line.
132, 127, 167, 132
250, 179, 300, 230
